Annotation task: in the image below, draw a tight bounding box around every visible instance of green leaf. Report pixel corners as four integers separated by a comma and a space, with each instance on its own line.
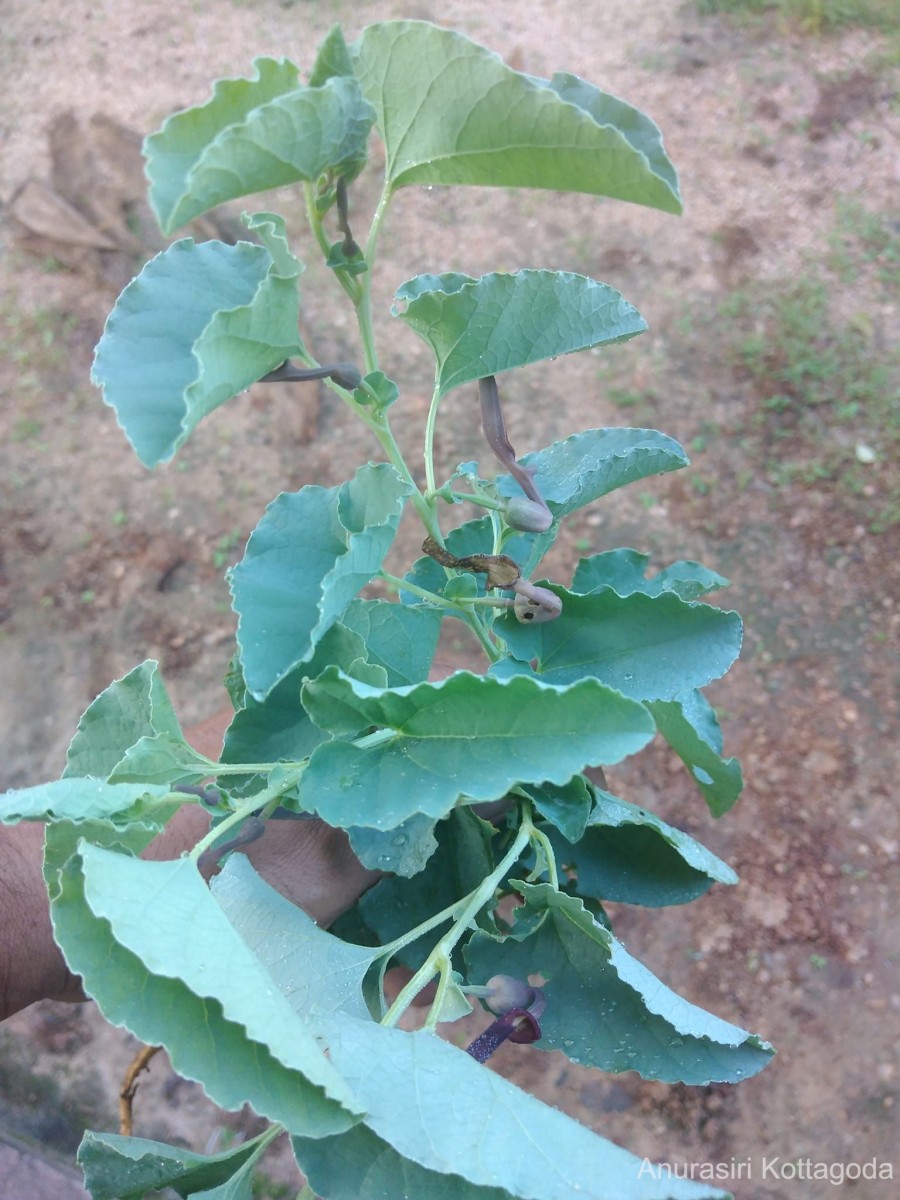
212, 855, 377, 1023
184, 1154, 258, 1200
51, 845, 360, 1134
293, 1014, 732, 1200
465, 883, 774, 1085
648, 691, 744, 817
524, 776, 593, 843
540, 71, 681, 202
498, 588, 743, 701
220, 623, 370, 774
93, 223, 303, 467
64, 660, 183, 780
294, 1119, 729, 1200
230, 463, 411, 700
340, 599, 443, 685
546, 790, 738, 906
107, 734, 213, 787
496, 428, 689, 519
359, 808, 494, 968
0, 778, 172, 826
350, 21, 681, 213
309, 24, 356, 87
354, 370, 398, 411
572, 548, 728, 600
298, 669, 655, 829
43, 815, 170, 904
144, 57, 300, 228
394, 271, 646, 397
145, 61, 374, 233
77, 1131, 262, 1200
347, 814, 439, 876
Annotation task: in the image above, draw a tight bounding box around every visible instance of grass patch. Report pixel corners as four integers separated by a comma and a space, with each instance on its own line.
714, 222, 899, 530
826, 200, 900, 289
696, 0, 900, 34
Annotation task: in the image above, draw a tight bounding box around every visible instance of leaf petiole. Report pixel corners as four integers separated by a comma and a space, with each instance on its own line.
423, 378, 442, 497
526, 822, 560, 889
381, 808, 533, 1028
187, 767, 303, 866
304, 181, 362, 305
446, 490, 509, 512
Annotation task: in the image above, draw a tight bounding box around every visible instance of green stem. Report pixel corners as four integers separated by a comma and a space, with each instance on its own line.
381, 812, 533, 1028
304, 183, 361, 306
366, 412, 443, 541
201, 760, 305, 777
379, 570, 503, 663
353, 727, 398, 751
364, 179, 392, 273
356, 181, 392, 375
449, 491, 508, 512
373, 896, 466, 964
528, 823, 559, 889
423, 379, 442, 497
422, 952, 453, 1033
464, 595, 515, 608
379, 570, 447, 607
461, 612, 503, 663
188, 768, 303, 865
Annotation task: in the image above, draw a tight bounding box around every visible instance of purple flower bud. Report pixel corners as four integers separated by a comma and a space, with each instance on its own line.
482, 974, 535, 1014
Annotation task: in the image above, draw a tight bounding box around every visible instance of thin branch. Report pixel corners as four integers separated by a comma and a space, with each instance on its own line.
119, 1044, 161, 1136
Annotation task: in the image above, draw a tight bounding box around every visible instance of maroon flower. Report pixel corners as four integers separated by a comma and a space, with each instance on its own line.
466, 975, 547, 1063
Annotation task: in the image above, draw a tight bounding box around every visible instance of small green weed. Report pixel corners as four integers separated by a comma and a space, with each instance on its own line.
12, 417, 44, 442
696, 0, 900, 34
212, 529, 243, 569
826, 201, 900, 289
708, 205, 899, 530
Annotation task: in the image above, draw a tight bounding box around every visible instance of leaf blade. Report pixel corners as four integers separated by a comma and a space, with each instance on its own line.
92, 229, 303, 467
340, 599, 443, 686
496, 428, 689, 519
394, 270, 646, 397
547, 789, 738, 907
0, 778, 172, 826
51, 845, 360, 1135
230, 464, 411, 700
212, 855, 377, 1023
64, 660, 183, 780
350, 21, 681, 213
145, 61, 374, 233
498, 589, 743, 701
294, 1014, 733, 1200
77, 1131, 262, 1200
571, 548, 728, 600
298, 669, 655, 829
465, 883, 773, 1085
648, 691, 744, 816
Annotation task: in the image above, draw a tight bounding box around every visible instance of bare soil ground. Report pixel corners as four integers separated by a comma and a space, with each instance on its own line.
1, 2, 898, 1198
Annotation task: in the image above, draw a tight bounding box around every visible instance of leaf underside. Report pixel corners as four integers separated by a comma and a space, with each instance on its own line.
351, 21, 681, 212
230, 463, 411, 700
394, 269, 646, 396
92, 219, 303, 468
145, 60, 375, 234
